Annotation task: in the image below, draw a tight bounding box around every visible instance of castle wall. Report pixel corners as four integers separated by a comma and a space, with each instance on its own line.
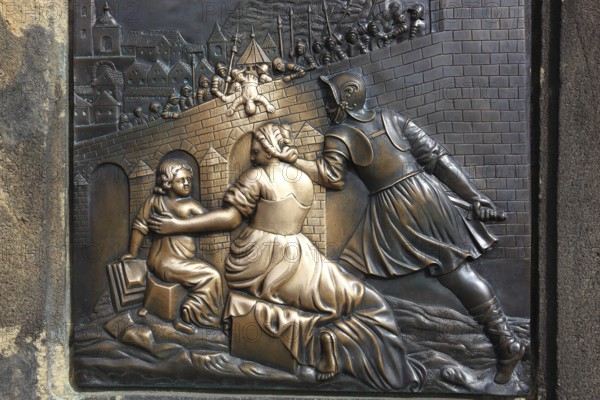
74, 0, 529, 272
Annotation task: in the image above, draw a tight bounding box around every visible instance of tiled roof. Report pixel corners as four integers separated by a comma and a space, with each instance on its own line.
95, 2, 119, 27
74, 94, 92, 107
74, 85, 94, 95
150, 30, 187, 47
238, 29, 271, 65
125, 61, 153, 75
169, 60, 192, 75
124, 87, 176, 96
150, 60, 170, 74
123, 32, 160, 47
95, 69, 124, 86
262, 33, 277, 49
208, 23, 227, 43
95, 91, 121, 106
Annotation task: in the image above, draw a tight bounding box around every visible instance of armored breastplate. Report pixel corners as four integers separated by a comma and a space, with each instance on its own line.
346, 113, 422, 194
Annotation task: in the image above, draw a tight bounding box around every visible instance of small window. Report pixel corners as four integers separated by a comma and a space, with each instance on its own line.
82, 6, 87, 17
82, 111, 87, 116
102, 36, 112, 52
81, 29, 86, 39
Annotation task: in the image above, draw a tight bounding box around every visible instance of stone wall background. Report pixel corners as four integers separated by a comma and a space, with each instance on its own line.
0, 0, 599, 398
74, 0, 531, 263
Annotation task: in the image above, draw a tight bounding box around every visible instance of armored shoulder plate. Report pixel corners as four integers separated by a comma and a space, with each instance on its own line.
381, 108, 411, 151
326, 124, 374, 167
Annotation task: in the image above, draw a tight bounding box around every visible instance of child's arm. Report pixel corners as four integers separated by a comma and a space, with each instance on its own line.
121, 229, 145, 261
121, 195, 153, 261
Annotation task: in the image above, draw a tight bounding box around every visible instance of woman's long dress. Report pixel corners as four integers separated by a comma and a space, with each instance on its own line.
221, 166, 425, 391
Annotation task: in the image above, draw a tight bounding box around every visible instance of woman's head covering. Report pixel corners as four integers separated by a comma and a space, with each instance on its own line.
253, 123, 298, 163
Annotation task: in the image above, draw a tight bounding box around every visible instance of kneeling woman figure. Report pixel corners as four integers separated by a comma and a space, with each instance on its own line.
148, 123, 425, 391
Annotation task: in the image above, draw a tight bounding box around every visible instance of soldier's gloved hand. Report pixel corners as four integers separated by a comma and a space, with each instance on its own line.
472, 201, 507, 222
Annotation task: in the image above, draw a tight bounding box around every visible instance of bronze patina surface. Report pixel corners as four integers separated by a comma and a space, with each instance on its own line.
72, 0, 531, 395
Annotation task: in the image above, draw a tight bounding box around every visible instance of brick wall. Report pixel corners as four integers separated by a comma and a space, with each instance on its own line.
74, 0, 530, 263
74, 84, 329, 271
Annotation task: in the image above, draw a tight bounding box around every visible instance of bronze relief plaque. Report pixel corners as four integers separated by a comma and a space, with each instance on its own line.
72, 0, 531, 395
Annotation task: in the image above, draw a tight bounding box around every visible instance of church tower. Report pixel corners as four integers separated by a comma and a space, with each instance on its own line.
207, 23, 228, 66
74, 0, 95, 56
93, 2, 122, 56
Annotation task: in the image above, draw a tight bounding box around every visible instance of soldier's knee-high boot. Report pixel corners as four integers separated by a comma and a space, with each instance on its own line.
468, 297, 526, 384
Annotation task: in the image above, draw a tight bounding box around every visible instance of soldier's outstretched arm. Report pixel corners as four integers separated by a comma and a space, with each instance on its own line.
433, 155, 494, 208
402, 117, 495, 209
295, 147, 348, 190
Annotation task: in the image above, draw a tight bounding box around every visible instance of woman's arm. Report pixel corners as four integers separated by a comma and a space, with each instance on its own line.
147, 206, 244, 235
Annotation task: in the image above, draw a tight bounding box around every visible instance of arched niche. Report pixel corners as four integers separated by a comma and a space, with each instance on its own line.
77, 163, 130, 320
228, 131, 253, 184
227, 131, 253, 240
157, 150, 201, 201
102, 36, 113, 52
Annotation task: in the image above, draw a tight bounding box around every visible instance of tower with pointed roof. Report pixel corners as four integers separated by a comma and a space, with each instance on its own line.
261, 33, 277, 60
238, 26, 271, 66
93, 2, 122, 56
207, 23, 228, 66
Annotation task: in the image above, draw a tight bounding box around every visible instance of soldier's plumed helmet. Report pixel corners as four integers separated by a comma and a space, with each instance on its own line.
321, 71, 367, 113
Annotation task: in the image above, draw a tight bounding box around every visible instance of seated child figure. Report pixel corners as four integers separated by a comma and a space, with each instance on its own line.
121, 159, 224, 331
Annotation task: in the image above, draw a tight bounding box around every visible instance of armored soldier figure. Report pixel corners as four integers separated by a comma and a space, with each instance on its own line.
312, 39, 330, 66
148, 102, 162, 122
210, 62, 230, 99
195, 74, 212, 105
294, 72, 528, 385
131, 106, 149, 126
294, 41, 317, 71
408, 4, 426, 39
366, 21, 390, 51
118, 113, 132, 130
389, 3, 409, 43
324, 37, 349, 62
376, 8, 394, 33
162, 93, 182, 119
345, 29, 367, 57
179, 84, 195, 110
272, 57, 306, 83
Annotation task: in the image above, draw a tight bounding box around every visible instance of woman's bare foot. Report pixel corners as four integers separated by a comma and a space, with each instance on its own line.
316, 331, 338, 381
173, 320, 195, 334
